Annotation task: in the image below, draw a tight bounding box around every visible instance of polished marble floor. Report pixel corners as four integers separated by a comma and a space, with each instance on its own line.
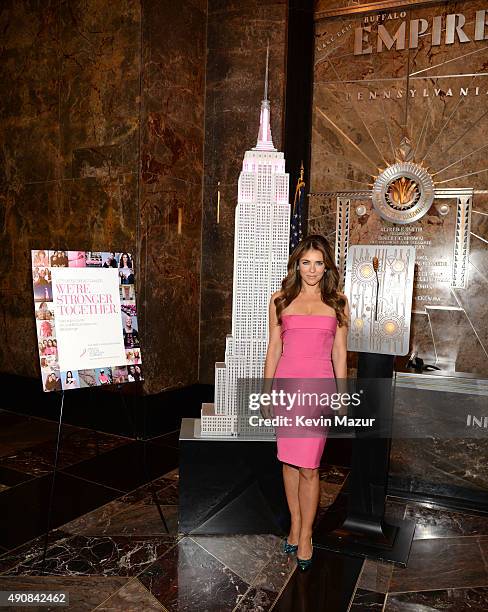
0, 409, 487, 611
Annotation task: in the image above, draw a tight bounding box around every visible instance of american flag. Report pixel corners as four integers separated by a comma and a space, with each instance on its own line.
290, 164, 305, 252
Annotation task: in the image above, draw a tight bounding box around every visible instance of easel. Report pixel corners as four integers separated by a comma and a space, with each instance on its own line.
40, 382, 169, 574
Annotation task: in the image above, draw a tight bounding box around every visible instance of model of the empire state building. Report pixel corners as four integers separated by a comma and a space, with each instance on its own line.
200, 52, 290, 437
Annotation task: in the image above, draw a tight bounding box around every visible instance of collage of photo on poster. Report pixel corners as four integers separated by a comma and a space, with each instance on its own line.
31, 250, 143, 392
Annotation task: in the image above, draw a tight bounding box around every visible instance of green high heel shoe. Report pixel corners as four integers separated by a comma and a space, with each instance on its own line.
296, 540, 313, 570
282, 538, 298, 554
296, 554, 313, 571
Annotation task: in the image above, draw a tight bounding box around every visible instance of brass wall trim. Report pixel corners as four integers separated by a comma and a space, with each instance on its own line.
309, 191, 372, 198
315, 0, 448, 20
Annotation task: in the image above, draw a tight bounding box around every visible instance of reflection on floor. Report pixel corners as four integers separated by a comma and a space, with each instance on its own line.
0, 409, 487, 610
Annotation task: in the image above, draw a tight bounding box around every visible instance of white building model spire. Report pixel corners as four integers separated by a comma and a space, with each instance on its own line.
254, 44, 276, 152
200, 47, 290, 437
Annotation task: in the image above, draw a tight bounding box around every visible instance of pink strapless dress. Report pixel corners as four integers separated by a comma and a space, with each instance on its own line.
274, 314, 337, 469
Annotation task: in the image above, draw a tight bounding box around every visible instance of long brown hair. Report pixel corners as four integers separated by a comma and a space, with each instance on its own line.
274, 234, 348, 327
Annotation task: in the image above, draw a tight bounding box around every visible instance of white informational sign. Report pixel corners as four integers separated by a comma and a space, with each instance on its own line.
31, 250, 143, 392
51, 267, 127, 371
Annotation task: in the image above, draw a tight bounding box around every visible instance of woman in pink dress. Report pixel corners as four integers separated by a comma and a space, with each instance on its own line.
263, 235, 349, 570
44, 339, 56, 355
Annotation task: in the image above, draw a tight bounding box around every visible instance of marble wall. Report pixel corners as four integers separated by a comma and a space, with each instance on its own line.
198, 0, 288, 383
310, 0, 488, 377
0, 0, 141, 378
0, 0, 206, 393
310, 0, 488, 505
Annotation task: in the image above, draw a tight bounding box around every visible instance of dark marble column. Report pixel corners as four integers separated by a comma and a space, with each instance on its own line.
0, 0, 141, 378
198, 0, 288, 383
137, 0, 207, 393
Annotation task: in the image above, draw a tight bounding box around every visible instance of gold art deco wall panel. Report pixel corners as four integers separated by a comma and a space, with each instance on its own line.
310, 0, 488, 378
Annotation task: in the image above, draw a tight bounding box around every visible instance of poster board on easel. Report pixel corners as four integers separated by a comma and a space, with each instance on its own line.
32, 250, 143, 392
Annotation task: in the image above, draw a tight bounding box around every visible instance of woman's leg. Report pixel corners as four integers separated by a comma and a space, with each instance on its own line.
282, 463, 301, 544
298, 467, 320, 559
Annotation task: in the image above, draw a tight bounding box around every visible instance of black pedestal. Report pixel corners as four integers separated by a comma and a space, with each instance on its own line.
179, 419, 290, 535
314, 353, 415, 566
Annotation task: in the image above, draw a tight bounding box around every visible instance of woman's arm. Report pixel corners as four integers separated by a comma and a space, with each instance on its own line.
260, 292, 283, 418
332, 293, 349, 379
332, 294, 349, 417
263, 291, 283, 390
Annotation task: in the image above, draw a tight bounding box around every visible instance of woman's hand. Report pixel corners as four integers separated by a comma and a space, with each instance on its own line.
335, 400, 348, 418
259, 398, 273, 420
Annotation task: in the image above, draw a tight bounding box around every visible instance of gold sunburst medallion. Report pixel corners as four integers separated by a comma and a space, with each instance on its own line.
372, 162, 435, 224
386, 176, 421, 211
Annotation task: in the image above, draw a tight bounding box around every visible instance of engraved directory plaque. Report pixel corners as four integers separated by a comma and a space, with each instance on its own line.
344, 245, 416, 355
